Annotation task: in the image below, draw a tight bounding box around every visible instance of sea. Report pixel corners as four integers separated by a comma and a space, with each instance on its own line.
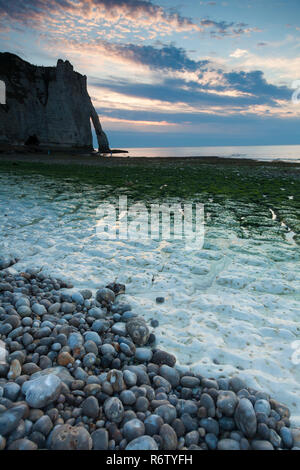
114, 144, 300, 162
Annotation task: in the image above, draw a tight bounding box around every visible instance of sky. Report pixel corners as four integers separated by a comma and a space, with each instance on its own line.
0, 0, 300, 148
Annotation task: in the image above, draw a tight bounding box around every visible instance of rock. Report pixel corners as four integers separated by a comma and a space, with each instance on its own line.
84, 331, 102, 345
135, 348, 153, 363
269, 429, 281, 448
91, 429, 109, 450
111, 322, 127, 336
32, 303, 47, 316
199, 393, 215, 418
103, 397, 124, 423
107, 369, 125, 392
3, 382, 20, 401
199, 418, 219, 435
8, 359, 22, 379
160, 423, 178, 450
71, 292, 84, 305
217, 439, 240, 450
205, 433, 218, 450
229, 376, 246, 393
0, 54, 110, 152
291, 428, 300, 447
123, 419, 145, 442
153, 375, 172, 393
48, 303, 61, 314
22, 374, 62, 408
254, 399, 271, 416
81, 396, 99, 419
180, 376, 200, 388
159, 365, 180, 387
120, 390, 136, 406
251, 440, 274, 450
0, 404, 27, 436
280, 427, 293, 449
126, 435, 158, 450
106, 283, 125, 296
101, 344, 117, 356
217, 391, 238, 417
32, 415, 53, 436
156, 404, 177, 424
7, 438, 38, 450
144, 414, 164, 436
50, 424, 92, 450
234, 398, 257, 438
126, 317, 150, 346
96, 288, 115, 304
30, 366, 74, 387
123, 370, 137, 387
83, 353, 97, 368
152, 349, 176, 367
57, 351, 74, 366
185, 430, 199, 447
88, 307, 105, 319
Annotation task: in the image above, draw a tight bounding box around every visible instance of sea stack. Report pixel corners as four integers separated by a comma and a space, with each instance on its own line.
0, 52, 110, 152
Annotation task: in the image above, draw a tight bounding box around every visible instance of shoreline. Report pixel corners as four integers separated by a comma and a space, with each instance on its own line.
0, 262, 299, 450
1, 152, 300, 168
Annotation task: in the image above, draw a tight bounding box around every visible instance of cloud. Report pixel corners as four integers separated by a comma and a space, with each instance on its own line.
230, 49, 249, 58
0, 0, 201, 37
200, 19, 261, 37
0, 0, 261, 41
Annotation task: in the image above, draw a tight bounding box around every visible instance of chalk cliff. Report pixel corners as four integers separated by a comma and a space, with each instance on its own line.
0, 53, 110, 152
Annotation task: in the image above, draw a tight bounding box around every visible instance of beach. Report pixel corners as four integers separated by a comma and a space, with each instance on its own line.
0, 152, 299, 448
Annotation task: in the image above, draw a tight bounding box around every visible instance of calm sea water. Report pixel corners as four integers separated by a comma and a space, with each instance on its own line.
116, 145, 300, 162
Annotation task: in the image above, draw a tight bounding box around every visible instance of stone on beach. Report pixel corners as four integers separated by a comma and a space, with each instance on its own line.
22, 374, 62, 408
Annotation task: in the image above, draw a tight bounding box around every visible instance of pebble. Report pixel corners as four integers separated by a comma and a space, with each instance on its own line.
91, 429, 109, 450
144, 414, 164, 436
251, 440, 274, 450
126, 317, 150, 346
126, 435, 158, 450
217, 438, 240, 450
160, 423, 178, 450
217, 390, 238, 417
50, 424, 92, 450
81, 396, 100, 419
123, 419, 145, 441
0, 270, 297, 451
0, 404, 27, 436
96, 288, 115, 304
104, 397, 124, 423
22, 375, 62, 408
135, 348, 153, 362
234, 398, 257, 438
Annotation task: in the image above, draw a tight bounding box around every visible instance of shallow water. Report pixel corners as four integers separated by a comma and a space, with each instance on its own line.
1, 172, 300, 424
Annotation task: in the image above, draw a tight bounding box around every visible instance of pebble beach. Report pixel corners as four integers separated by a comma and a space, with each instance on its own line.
0, 257, 299, 451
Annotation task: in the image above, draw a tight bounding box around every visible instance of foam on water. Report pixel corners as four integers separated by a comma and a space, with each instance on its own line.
0, 173, 300, 424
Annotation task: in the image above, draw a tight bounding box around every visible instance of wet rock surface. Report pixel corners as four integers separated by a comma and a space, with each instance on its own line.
0, 267, 298, 450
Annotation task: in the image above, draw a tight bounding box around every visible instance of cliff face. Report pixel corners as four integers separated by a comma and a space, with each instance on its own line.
0, 53, 110, 152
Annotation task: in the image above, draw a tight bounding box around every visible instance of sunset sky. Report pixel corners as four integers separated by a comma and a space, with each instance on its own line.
0, 0, 300, 147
